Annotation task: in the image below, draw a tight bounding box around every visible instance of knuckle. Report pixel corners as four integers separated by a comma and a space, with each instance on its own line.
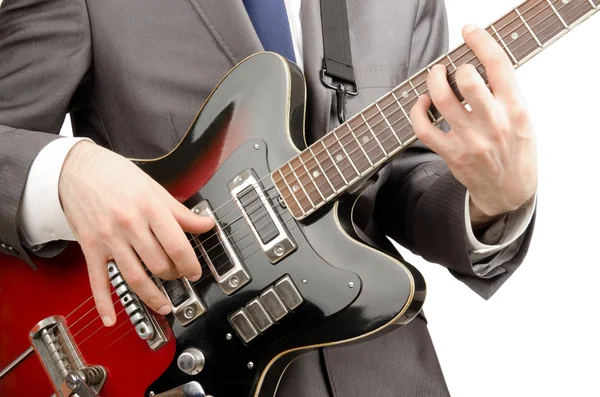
124, 270, 146, 288
472, 141, 492, 159
88, 273, 106, 290
97, 221, 114, 241
112, 206, 134, 229
165, 240, 187, 260
79, 229, 98, 247
150, 261, 174, 278
457, 65, 479, 92
434, 92, 454, 109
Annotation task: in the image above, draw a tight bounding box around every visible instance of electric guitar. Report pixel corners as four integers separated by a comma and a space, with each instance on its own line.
0, 0, 597, 396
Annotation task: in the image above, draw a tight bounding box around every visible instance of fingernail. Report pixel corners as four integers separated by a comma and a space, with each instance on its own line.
188, 273, 201, 282
158, 305, 172, 315
101, 315, 114, 327
464, 24, 478, 34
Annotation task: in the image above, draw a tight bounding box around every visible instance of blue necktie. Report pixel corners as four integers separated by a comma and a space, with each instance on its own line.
243, 0, 296, 63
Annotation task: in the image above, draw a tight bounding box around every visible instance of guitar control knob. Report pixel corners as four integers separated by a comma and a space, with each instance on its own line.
177, 348, 205, 375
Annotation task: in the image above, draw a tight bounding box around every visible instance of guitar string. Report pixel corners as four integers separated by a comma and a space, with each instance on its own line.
176, 0, 576, 258
159, 0, 575, 272
52, 0, 582, 354
70, 208, 300, 366
42, 0, 591, 365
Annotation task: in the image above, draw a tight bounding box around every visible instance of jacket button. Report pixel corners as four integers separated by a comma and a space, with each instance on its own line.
0, 243, 5, 249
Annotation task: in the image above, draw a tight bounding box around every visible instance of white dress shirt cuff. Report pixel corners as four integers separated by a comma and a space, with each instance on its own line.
19, 137, 93, 246
465, 191, 537, 271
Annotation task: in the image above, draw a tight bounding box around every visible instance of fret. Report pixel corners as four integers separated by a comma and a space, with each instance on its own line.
490, 8, 538, 65
336, 123, 373, 174
347, 114, 386, 164
319, 137, 351, 185
558, 0, 594, 27
360, 113, 388, 156
313, 141, 345, 192
364, 104, 402, 154
287, 160, 317, 209
546, 0, 569, 28
293, 154, 325, 204
447, 45, 471, 68
590, 0, 599, 9
518, 0, 564, 47
408, 78, 436, 122
332, 129, 362, 176
305, 146, 337, 196
300, 149, 335, 199
515, 7, 543, 48
276, 168, 306, 217
341, 122, 374, 168
390, 85, 421, 144
376, 102, 404, 147
380, 90, 415, 144
391, 92, 411, 125
446, 55, 458, 71
490, 23, 519, 65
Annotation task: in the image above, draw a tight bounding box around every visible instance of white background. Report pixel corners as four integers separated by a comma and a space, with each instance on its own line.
1, 0, 598, 396
396, 1, 600, 396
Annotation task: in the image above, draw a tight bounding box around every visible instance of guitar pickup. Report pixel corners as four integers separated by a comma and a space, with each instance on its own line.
159, 277, 207, 327
228, 169, 296, 264
191, 200, 251, 295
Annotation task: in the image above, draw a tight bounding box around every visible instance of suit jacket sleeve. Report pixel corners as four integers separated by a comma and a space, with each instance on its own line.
357, 0, 536, 300
0, 0, 92, 263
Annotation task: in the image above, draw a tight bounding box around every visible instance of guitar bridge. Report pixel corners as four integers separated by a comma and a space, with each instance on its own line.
29, 316, 107, 397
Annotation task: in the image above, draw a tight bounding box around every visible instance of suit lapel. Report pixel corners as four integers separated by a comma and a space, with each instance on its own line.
187, 0, 263, 65
301, 0, 332, 144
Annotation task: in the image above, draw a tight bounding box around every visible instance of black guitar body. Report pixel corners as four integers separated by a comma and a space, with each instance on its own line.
138, 53, 426, 397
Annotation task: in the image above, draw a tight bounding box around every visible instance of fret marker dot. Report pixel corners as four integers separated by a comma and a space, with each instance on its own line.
292, 185, 299, 192
402, 91, 409, 98
336, 154, 343, 162
511, 32, 519, 40
313, 170, 320, 178
362, 135, 370, 143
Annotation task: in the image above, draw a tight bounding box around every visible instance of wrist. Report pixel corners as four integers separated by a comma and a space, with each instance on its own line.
469, 194, 535, 231
58, 140, 96, 204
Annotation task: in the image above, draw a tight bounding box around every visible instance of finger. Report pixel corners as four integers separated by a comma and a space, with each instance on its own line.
151, 211, 203, 282
113, 245, 172, 315
171, 201, 215, 234
462, 24, 521, 102
132, 227, 180, 280
83, 247, 117, 327
455, 63, 496, 118
410, 95, 452, 155
427, 64, 470, 127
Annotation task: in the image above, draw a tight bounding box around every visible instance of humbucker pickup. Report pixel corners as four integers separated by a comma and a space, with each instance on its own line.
228, 169, 296, 263
191, 200, 251, 295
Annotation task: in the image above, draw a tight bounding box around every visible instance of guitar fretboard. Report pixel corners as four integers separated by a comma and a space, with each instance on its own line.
273, 0, 598, 220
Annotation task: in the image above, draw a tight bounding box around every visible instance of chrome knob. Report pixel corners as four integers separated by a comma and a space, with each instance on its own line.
177, 348, 205, 375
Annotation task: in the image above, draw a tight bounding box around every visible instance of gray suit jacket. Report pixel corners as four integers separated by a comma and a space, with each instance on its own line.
0, 0, 534, 395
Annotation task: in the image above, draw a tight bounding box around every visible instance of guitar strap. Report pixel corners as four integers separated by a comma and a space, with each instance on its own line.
319, 0, 358, 124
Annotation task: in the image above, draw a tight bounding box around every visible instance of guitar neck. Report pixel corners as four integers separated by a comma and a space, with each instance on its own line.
273, 0, 599, 220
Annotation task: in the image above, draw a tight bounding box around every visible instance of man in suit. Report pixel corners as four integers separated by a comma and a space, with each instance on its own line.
0, 0, 537, 395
